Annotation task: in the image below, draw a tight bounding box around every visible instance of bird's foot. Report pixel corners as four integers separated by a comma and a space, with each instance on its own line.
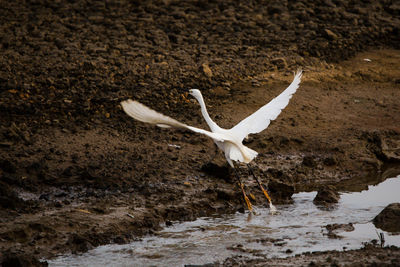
244, 194, 253, 212
269, 203, 278, 215
260, 184, 278, 214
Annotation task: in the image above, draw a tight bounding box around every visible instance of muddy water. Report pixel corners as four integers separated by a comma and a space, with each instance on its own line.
49, 176, 400, 267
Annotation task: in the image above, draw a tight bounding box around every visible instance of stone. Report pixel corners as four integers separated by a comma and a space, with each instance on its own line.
313, 185, 340, 204
269, 179, 294, 201
373, 203, 400, 232
324, 29, 339, 40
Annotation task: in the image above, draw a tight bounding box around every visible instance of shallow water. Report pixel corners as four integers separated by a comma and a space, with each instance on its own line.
49, 175, 400, 267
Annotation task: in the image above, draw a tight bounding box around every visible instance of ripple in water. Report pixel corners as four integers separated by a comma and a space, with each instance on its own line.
49, 176, 400, 267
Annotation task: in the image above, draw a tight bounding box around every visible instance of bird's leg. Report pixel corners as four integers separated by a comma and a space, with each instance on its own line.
233, 165, 253, 212
247, 164, 277, 213
247, 164, 272, 203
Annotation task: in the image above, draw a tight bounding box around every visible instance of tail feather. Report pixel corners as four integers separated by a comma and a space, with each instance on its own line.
243, 146, 258, 163
228, 144, 258, 164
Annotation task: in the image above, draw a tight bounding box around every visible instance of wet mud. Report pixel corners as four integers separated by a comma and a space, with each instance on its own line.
224, 245, 400, 267
47, 176, 400, 266
1, 0, 400, 265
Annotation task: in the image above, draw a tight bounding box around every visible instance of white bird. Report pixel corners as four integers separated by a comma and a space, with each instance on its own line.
121, 70, 302, 212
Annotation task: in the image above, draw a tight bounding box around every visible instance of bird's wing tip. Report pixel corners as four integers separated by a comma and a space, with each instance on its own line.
121, 99, 134, 104
293, 69, 303, 82
121, 99, 141, 110
120, 99, 130, 106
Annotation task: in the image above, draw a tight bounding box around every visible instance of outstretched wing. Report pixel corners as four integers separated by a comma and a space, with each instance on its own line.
230, 70, 302, 141
121, 99, 229, 142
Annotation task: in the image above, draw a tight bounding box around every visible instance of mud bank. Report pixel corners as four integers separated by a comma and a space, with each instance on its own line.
47, 176, 400, 266
224, 245, 400, 267
1, 0, 400, 265
1, 49, 399, 266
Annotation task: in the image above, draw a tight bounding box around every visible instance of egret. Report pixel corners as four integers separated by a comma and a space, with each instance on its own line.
121, 70, 302, 213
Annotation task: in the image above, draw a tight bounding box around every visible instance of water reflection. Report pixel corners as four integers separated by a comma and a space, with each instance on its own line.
49, 176, 400, 267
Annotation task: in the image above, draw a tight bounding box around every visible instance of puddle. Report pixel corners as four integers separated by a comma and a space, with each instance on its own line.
49, 176, 400, 267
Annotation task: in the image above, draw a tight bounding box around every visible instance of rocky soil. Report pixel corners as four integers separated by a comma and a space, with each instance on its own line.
1, 0, 400, 266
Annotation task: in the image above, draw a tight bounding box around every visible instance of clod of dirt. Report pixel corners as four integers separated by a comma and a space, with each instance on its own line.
323, 156, 337, 166
381, 137, 400, 163
1, 252, 48, 267
302, 156, 317, 168
0, 159, 16, 173
215, 189, 238, 201
326, 223, 355, 239
0, 181, 26, 210
200, 162, 231, 182
362, 130, 400, 163
313, 185, 340, 204
373, 203, 400, 233
67, 234, 94, 254
268, 179, 294, 202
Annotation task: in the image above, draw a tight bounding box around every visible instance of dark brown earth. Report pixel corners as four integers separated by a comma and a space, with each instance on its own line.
313, 185, 340, 204
223, 245, 400, 267
1, 0, 400, 266
373, 203, 400, 233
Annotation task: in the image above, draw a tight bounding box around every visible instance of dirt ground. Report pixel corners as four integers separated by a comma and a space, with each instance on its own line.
1, 0, 400, 266
223, 245, 400, 266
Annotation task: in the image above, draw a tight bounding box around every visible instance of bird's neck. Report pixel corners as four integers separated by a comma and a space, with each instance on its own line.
195, 94, 220, 132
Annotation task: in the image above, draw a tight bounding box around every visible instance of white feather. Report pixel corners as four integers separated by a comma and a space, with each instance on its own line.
121, 100, 228, 143
230, 70, 302, 141
121, 71, 303, 213
121, 70, 302, 166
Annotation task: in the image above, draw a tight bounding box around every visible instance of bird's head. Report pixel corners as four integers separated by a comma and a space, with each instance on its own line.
188, 89, 202, 100
189, 89, 200, 96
